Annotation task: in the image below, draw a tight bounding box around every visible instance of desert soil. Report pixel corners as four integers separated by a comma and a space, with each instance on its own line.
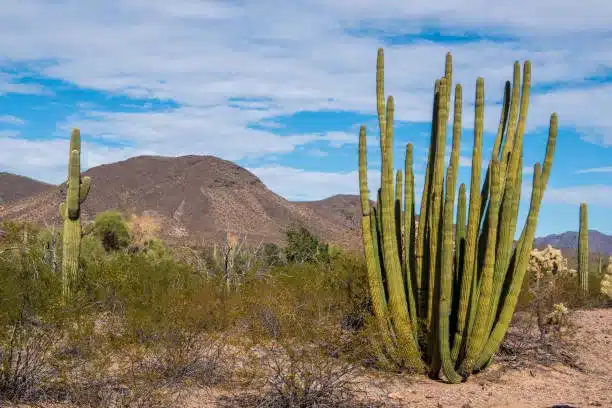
191, 308, 611, 408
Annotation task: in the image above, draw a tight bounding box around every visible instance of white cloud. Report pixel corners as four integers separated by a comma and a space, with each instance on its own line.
544, 185, 612, 207
248, 164, 429, 201
247, 166, 379, 201
307, 148, 329, 158
0, 137, 135, 184
575, 166, 612, 174
0, 130, 20, 138
521, 179, 612, 208
0, 72, 49, 96
0, 0, 611, 197
0, 115, 25, 125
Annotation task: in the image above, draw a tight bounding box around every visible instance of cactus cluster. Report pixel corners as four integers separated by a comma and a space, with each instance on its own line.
578, 202, 589, 294
358, 48, 557, 382
60, 128, 91, 299
528, 245, 574, 279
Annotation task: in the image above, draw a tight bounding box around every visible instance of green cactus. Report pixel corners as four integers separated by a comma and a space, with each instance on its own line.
60, 128, 91, 300
578, 202, 589, 294
598, 255, 603, 276
358, 48, 557, 382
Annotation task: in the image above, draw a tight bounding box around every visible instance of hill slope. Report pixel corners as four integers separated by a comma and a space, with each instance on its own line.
0, 156, 363, 248
0, 172, 53, 204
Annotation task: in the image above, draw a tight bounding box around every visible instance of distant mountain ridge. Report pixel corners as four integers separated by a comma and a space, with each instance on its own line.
534, 230, 612, 257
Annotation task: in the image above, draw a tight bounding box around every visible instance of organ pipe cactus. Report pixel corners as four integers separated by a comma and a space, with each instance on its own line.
358, 48, 558, 382
578, 202, 589, 294
60, 128, 91, 299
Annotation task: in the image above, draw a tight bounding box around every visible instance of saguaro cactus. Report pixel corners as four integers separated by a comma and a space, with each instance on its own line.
60, 128, 91, 299
358, 48, 557, 382
578, 202, 589, 294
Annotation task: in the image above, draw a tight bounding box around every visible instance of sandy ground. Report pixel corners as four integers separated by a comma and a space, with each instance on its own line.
8, 309, 610, 408
189, 308, 611, 408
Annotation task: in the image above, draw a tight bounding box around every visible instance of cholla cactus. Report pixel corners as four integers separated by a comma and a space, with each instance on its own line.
545, 303, 569, 326
600, 257, 612, 299
528, 245, 575, 280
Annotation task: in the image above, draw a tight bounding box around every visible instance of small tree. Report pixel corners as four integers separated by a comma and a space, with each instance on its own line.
262, 243, 285, 267
92, 211, 130, 252
283, 225, 329, 265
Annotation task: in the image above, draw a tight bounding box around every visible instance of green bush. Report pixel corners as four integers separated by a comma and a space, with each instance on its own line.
283, 225, 330, 265
91, 210, 131, 252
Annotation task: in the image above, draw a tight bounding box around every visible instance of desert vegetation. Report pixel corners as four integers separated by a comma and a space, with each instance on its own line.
1, 48, 610, 407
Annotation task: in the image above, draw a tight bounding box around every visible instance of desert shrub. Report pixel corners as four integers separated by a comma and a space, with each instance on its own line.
139, 332, 232, 388
0, 240, 90, 404
0, 222, 380, 406
0, 323, 57, 402
262, 242, 286, 267
91, 210, 131, 252
283, 225, 330, 265
243, 343, 365, 408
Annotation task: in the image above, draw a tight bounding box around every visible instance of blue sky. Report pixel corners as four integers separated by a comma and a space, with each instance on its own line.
0, 0, 611, 237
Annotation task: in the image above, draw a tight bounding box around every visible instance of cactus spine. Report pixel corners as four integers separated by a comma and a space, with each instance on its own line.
60, 129, 91, 299
358, 48, 557, 382
578, 202, 589, 294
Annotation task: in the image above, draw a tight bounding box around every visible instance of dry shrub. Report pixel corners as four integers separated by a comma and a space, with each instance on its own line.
0, 324, 56, 403
127, 213, 162, 248
141, 331, 232, 388
56, 330, 234, 408
496, 310, 582, 371
254, 344, 361, 408
492, 246, 588, 371
220, 343, 388, 408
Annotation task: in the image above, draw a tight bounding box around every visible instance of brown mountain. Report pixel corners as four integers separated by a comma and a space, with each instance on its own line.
0, 155, 364, 249
0, 172, 53, 204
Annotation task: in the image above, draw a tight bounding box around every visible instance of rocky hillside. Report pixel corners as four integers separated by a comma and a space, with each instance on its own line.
0, 172, 53, 204
0, 155, 364, 249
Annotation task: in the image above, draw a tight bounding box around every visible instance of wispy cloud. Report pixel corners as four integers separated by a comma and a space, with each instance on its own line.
0, 115, 25, 125
576, 166, 612, 174
545, 185, 612, 207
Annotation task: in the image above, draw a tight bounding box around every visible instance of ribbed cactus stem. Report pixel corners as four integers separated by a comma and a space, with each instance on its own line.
598, 255, 603, 276
451, 77, 484, 357
415, 79, 441, 318
60, 129, 91, 300
404, 144, 418, 335
438, 164, 462, 383
380, 95, 422, 367
475, 113, 557, 368
461, 159, 502, 374
578, 202, 589, 294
